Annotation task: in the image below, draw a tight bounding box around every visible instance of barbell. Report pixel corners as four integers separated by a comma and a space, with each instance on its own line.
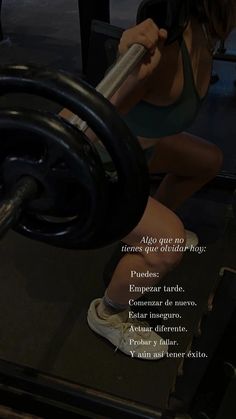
0, 43, 151, 249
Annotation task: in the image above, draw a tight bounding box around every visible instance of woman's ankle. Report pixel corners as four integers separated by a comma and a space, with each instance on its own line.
97, 293, 129, 319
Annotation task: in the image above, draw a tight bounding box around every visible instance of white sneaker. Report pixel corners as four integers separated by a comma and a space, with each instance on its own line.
185, 230, 199, 248
87, 299, 168, 360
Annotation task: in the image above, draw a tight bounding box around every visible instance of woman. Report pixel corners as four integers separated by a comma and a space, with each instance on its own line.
63, 1, 236, 359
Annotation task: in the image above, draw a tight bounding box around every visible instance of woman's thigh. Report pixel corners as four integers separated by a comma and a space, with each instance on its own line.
139, 132, 223, 176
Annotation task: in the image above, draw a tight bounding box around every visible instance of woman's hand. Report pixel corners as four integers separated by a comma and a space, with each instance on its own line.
118, 19, 168, 80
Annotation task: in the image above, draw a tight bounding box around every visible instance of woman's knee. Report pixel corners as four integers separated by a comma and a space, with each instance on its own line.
143, 216, 185, 272
203, 144, 223, 179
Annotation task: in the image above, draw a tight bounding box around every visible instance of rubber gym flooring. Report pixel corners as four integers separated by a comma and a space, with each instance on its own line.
0, 0, 235, 414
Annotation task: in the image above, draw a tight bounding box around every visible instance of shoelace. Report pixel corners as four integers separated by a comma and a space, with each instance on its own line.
114, 318, 153, 352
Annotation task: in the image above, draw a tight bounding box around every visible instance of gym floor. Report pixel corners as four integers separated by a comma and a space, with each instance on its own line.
0, 0, 235, 414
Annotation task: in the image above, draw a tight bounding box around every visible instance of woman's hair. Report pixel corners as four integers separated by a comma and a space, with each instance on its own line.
191, 0, 236, 39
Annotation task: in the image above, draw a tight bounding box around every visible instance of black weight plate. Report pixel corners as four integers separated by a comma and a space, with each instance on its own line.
0, 108, 109, 248
0, 65, 149, 248
137, 0, 190, 45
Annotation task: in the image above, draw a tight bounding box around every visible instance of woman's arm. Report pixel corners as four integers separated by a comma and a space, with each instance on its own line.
59, 19, 167, 137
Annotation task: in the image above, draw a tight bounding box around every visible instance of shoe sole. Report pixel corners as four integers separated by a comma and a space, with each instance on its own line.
87, 313, 167, 361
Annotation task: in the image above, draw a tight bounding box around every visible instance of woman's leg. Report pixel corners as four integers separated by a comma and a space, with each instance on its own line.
88, 197, 185, 359
147, 132, 223, 211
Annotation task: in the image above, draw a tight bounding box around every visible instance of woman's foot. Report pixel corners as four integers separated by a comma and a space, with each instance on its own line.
87, 299, 168, 360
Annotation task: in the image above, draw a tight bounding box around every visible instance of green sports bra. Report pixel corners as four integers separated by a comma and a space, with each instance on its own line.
122, 38, 208, 139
